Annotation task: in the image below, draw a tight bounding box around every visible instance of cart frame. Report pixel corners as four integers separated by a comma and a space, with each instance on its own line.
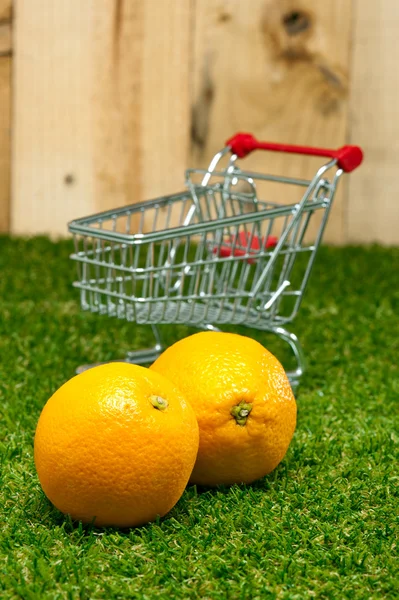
68, 133, 363, 390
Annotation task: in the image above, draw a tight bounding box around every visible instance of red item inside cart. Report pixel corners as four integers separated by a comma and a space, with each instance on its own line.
215, 232, 278, 264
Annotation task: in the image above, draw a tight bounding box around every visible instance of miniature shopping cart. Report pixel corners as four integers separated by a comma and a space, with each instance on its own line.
68, 133, 363, 390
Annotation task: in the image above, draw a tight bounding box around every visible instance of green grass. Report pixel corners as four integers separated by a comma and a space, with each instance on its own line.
0, 236, 398, 600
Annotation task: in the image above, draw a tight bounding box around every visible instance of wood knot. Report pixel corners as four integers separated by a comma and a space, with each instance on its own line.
262, 3, 314, 64
64, 174, 75, 186
218, 11, 231, 23
282, 10, 311, 36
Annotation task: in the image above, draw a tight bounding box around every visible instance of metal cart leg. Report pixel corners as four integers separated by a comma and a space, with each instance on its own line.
125, 325, 164, 365
265, 326, 306, 393
76, 325, 164, 374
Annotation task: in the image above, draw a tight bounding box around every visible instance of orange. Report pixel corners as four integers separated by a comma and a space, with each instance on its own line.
34, 363, 199, 528
150, 332, 296, 486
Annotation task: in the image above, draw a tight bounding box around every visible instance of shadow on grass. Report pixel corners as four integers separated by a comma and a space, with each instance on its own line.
28, 459, 293, 537
190, 460, 290, 497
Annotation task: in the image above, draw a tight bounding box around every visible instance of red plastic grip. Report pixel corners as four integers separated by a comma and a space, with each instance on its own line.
226, 133, 363, 173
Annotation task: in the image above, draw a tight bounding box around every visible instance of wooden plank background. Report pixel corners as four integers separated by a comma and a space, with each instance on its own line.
1, 0, 397, 243
347, 0, 399, 244
0, 0, 11, 232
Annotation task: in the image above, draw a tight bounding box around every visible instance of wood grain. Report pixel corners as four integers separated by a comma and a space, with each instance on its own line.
0, 0, 11, 22
12, 0, 191, 236
0, 55, 11, 232
191, 0, 352, 243
347, 0, 399, 244
0, 21, 11, 55
0, 0, 11, 232
92, 0, 191, 216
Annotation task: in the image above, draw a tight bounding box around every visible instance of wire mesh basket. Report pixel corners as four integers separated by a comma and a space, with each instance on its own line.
68, 133, 363, 389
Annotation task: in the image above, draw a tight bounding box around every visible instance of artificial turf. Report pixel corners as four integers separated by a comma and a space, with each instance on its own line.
0, 236, 398, 599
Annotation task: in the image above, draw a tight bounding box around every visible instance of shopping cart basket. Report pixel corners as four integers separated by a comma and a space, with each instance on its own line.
68, 133, 363, 390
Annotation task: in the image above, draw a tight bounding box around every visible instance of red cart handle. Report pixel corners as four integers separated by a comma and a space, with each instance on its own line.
226, 132, 363, 173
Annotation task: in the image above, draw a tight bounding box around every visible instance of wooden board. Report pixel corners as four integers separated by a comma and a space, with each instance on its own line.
91, 0, 191, 216
12, 0, 95, 236
191, 0, 352, 243
347, 0, 399, 244
0, 0, 11, 233
12, 0, 191, 236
